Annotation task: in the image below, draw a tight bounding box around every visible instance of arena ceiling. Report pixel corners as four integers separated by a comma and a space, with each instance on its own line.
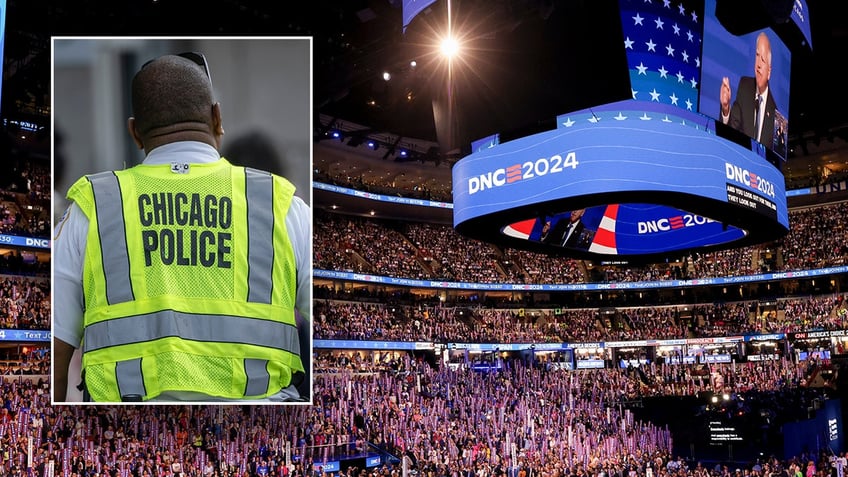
45, 0, 848, 188
307, 0, 848, 205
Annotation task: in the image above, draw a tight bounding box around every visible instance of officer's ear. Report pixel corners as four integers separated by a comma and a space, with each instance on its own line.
211, 102, 225, 148
127, 117, 144, 150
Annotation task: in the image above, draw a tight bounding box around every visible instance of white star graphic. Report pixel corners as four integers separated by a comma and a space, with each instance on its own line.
636, 62, 649, 75
649, 89, 661, 101
640, 113, 652, 121
662, 115, 673, 122
678, 3, 685, 15
655, 17, 664, 30
669, 93, 679, 105
624, 37, 634, 49
562, 118, 576, 128
645, 39, 657, 52
633, 13, 644, 25
681, 50, 689, 63
672, 23, 680, 35
687, 30, 694, 42
588, 115, 601, 123
614, 112, 628, 121
658, 65, 668, 78
666, 44, 675, 56
691, 11, 698, 22
695, 57, 701, 68
676, 71, 685, 83
690, 77, 698, 88
631, 88, 639, 100
685, 98, 693, 110
663, 0, 671, 7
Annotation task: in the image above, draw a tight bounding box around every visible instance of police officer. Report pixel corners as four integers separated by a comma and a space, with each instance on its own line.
53, 52, 311, 402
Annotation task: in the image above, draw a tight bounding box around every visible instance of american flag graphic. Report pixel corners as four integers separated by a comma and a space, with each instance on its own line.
619, 0, 704, 113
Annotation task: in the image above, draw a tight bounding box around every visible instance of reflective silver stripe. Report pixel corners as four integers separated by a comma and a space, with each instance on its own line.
244, 359, 270, 396
116, 358, 146, 399
83, 310, 300, 354
89, 172, 134, 304
245, 168, 274, 304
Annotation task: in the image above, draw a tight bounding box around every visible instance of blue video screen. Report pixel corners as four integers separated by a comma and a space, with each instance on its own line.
699, 0, 792, 158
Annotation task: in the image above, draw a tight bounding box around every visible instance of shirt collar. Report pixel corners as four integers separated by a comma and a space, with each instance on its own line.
143, 141, 221, 165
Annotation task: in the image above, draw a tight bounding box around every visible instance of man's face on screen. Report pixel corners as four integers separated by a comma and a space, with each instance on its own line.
755, 34, 771, 94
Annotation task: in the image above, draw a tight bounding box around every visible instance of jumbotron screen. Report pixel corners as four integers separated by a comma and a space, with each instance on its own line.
453, 100, 789, 260
619, 0, 792, 160
699, 0, 792, 159
452, 0, 794, 260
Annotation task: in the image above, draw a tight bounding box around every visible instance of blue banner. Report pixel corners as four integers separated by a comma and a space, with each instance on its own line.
0, 234, 50, 249
312, 333, 834, 353
786, 180, 848, 198
314, 339, 432, 350
790, 0, 813, 49
744, 333, 785, 342
785, 188, 810, 197
314, 265, 848, 291
315, 341, 561, 352
402, 0, 437, 33
316, 178, 817, 206
314, 182, 452, 209
0, 330, 50, 342
450, 342, 555, 351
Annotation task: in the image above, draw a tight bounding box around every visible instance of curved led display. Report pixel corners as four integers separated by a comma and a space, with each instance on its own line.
314, 266, 848, 292
502, 204, 747, 255
452, 100, 789, 260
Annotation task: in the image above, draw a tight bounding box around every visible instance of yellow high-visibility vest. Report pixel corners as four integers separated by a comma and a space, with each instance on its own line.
67, 158, 303, 401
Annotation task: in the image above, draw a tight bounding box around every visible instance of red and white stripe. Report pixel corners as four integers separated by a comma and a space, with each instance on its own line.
502, 219, 536, 240
588, 204, 619, 254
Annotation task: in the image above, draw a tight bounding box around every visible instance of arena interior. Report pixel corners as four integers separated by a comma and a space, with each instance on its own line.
5, 0, 848, 476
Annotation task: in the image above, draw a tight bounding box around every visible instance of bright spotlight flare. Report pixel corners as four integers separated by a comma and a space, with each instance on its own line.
440, 36, 460, 60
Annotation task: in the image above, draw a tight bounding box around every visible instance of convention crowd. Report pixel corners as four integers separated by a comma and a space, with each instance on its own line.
0, 352, 840, 477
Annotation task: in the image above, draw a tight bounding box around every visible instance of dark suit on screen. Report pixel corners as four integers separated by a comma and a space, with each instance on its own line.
727, 76, 777, 145
560, 219, 594, 251
560, 220, 585, 248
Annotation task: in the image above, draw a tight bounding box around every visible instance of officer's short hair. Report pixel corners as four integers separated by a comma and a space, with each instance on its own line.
132, 55, 214, 136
